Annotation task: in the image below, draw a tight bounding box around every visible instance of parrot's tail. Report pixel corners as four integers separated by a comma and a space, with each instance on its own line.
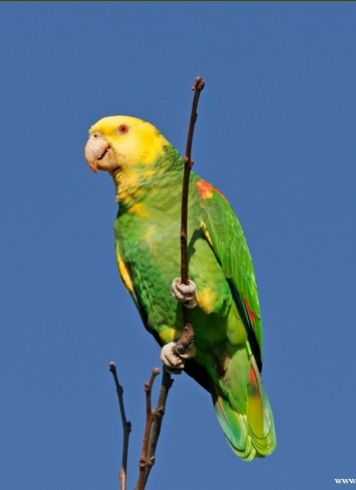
212, 357, 277, 461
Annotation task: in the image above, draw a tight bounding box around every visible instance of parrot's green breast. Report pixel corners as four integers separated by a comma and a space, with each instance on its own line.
115, 174, 234, 355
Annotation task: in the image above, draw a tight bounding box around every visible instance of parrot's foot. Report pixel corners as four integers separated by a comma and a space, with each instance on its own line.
171, 278, 197, 309
160, 342, 186, 373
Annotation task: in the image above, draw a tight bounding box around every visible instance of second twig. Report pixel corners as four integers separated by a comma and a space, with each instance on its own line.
109, 362, 132, 490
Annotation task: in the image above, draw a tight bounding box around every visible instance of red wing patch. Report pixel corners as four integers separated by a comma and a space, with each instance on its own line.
196, 180, 228, 201
244, 298, 258, 324
197, 180, 214, 199
249, 363, 259, 386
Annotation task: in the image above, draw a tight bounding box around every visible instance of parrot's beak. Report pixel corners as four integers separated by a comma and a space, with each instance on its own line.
84, 133, 120, 174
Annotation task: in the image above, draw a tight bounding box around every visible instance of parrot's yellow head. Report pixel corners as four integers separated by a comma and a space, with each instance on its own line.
84, 115, 170, 174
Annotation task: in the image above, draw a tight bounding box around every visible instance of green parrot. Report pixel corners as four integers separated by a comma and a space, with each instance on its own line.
84, 115, 276, 460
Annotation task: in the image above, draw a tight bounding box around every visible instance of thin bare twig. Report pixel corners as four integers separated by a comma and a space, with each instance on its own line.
145, 367, 174, 481
135, 77, 205, 488
175, 76, 206, 358
135, 367, 174, 490
109, 362, 132, 490
136, 367, 160, 490
180, 75, 206, 284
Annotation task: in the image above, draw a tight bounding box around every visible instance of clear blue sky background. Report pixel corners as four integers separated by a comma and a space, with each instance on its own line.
1, 3, 355, 489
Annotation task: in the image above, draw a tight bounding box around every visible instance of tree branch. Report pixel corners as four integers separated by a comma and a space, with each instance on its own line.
135, 76, 205, 488
109, 362, 132, 490
135, 367, 160, 490
146, 367, 174, 472
135, 367, 174, 490
175, 76, 205, 358
180, 75, 206, 284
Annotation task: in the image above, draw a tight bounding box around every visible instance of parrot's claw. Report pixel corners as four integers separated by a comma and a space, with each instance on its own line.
171, 278, 197, 309
160, 342, 185, 373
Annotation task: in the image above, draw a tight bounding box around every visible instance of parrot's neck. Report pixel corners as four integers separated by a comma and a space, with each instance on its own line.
111, 145, 184, 209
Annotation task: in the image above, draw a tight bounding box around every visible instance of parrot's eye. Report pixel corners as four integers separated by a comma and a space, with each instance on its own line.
118, 124, 130, 135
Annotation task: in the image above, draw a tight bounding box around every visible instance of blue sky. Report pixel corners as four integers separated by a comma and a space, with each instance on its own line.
1, 3, 355, 489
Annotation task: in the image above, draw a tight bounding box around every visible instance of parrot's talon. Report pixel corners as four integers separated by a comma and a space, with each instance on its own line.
171, 278, 197, 308
183, 298, 197, 309
160, 342, 185, 372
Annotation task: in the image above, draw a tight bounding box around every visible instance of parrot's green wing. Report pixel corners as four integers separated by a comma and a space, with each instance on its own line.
196, 178, 263, 369
194, 177, 276, 459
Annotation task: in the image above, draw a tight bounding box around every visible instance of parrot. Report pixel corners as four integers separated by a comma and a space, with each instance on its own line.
84, 115, 277, 461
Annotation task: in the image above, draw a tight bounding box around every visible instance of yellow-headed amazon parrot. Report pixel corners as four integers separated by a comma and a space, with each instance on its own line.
84, 115, 277, 460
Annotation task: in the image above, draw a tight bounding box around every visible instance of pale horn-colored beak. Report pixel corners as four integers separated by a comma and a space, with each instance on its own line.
84, 133, 110, 173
